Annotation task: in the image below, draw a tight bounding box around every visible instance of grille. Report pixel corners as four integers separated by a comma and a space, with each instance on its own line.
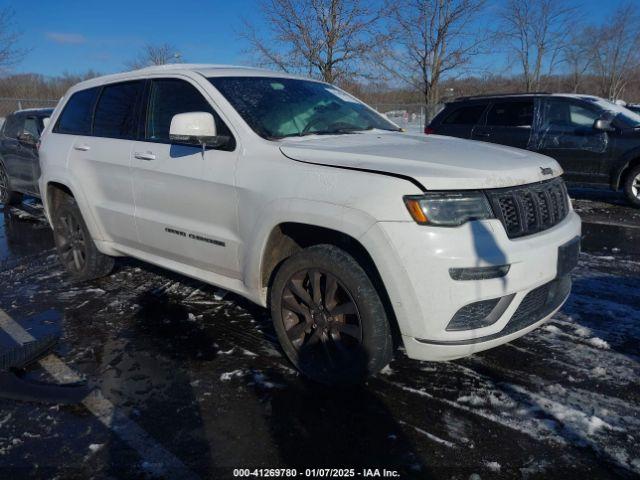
448, 298, 500, 331
486, 177, 570, 238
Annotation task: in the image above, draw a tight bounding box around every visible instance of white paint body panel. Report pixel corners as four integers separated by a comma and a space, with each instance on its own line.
38, 64, 582, 362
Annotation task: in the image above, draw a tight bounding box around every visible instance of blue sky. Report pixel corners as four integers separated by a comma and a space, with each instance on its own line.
2, 0, 630, 77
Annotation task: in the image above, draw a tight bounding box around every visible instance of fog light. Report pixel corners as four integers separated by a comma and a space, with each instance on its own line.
449, 265, 510, 281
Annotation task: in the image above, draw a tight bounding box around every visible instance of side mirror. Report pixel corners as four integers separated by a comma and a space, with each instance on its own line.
17, 132, 37, 146
169, 112, 227, 147
593, 118, 615, 132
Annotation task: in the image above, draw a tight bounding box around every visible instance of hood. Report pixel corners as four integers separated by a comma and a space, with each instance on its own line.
280, 131, 562, 190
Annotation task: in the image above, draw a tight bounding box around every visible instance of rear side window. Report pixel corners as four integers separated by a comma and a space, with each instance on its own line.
145, 79, 235, 150
443, 105, 487, 125
55, 88, 99, 135
93, 81, 144, 139
486, 101, 533, 127
2, 115, 23, 139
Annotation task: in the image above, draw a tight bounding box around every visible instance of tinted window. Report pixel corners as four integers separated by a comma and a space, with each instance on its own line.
443, 105, 487, 125
544, 100, 600, 129
93, 81, 144, 139
146, 79, 235, 150
486, 101, 533, 127
2, 115, 23, 138
55, 88, 99, 135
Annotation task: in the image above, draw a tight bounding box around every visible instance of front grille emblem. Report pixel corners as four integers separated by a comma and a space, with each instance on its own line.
540, 167, 554, 176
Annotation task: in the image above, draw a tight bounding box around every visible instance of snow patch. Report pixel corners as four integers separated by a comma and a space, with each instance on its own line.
587, 337, 610, 349
220, 369, 245, 381
484, 461, 501, 472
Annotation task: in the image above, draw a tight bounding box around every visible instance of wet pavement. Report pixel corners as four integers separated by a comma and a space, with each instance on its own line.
0, 194, 638, 479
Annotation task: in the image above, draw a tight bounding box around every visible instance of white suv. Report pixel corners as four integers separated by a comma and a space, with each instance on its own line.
39, 64, 581, 384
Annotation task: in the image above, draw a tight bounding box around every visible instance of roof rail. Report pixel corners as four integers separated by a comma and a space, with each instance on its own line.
452, 92, 551, 101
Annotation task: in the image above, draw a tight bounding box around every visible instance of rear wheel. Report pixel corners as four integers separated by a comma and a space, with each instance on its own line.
623, 164, 640, 208
0, 163, 23, 206
270, 244, 393, 385
52, 194, 114, 281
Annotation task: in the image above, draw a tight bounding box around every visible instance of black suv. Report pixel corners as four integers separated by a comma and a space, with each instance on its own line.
0, 108, 53, 204
428, 93, 640, 207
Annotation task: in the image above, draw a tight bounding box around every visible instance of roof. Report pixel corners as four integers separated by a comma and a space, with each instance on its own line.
451, 92, 606, 103
12, 107, 55, 116
69, 64, 311, 92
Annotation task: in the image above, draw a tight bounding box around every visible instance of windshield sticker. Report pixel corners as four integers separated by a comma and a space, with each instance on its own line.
326, 87, 359, 104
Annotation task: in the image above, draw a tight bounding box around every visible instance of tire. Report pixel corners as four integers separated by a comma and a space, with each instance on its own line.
270, 244, 393, 385
51, 193, 114, 282
623, 164, 640, 208
0, 162, 23, 206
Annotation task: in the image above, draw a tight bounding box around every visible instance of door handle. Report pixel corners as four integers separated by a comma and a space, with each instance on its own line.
134, 152, 156, 161
474, 132, 491, 138
73, 144, 91, 151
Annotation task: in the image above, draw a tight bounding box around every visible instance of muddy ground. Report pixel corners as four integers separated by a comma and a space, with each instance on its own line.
0, 191, 638, 480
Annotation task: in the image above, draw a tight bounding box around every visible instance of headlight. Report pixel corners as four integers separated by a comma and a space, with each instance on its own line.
403, 192, 494, 226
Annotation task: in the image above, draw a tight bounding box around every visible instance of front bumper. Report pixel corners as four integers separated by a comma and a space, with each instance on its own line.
362, 210, 581, 361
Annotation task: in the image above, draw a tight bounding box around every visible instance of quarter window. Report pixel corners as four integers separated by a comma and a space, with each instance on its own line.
443, 105, 487, 125
145, 79, 235, 150
54, 88, 99, 135
93, 81, 144, 139
486, 101, 533, 127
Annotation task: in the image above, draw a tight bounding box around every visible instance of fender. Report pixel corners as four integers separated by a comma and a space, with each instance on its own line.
242, 198, 380, 304
41, 171, 106, 245
611, 145, 640, 190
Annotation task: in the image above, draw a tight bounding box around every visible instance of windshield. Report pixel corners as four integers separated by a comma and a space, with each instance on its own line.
208, 76, 400, 139
586, 97, 640, 128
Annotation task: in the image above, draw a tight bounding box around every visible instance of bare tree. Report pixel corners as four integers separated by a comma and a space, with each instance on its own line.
0, 8, 25, 69
587, 4, 640, 100
125, 43, 183, 70
240, 0, 386, 83
562, 29, 592, 93
500, 0, 576, 92
380, 0, 487, 118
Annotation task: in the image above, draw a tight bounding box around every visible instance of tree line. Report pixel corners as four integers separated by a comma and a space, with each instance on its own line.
0, 1, 639, 114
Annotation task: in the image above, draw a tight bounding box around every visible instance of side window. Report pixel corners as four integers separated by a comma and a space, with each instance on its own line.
3, 115, 23, 139
93, 81, 144, 139
54, 88, 99, 135
569, 103, 600, 128
443, 105, 487, 125
23, 117, 40, 138
486, 101, 533, 127
146, 79, 235, 150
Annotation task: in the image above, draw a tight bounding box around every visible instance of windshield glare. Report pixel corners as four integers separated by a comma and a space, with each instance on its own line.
208, 76, 400, 139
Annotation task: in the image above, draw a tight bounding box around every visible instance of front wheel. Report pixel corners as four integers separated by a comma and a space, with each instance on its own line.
270, 244, 393, 385
623, 164, 640, 208
52, 194, 114, 281
0, 163, 23, 206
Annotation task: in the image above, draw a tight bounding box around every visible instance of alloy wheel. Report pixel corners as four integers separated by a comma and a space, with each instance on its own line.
57, 214, 87, 272
632, 173, 640, 199
280, 269, 363, 367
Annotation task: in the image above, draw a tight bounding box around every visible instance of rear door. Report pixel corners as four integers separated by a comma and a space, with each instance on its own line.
472, 100, 534, 148
56, 83, 142, 246
130, 77, 241, 277
433, 103, 487, 139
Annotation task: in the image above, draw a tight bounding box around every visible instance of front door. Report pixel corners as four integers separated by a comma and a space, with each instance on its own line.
131, 77, 241, 278
533, 98, 609, 184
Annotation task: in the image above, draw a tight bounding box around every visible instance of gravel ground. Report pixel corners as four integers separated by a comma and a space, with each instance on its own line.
0, 196, 638, 480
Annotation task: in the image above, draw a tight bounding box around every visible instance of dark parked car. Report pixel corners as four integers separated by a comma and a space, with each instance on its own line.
427, 93, 640, 207
0, 108, 53, 205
